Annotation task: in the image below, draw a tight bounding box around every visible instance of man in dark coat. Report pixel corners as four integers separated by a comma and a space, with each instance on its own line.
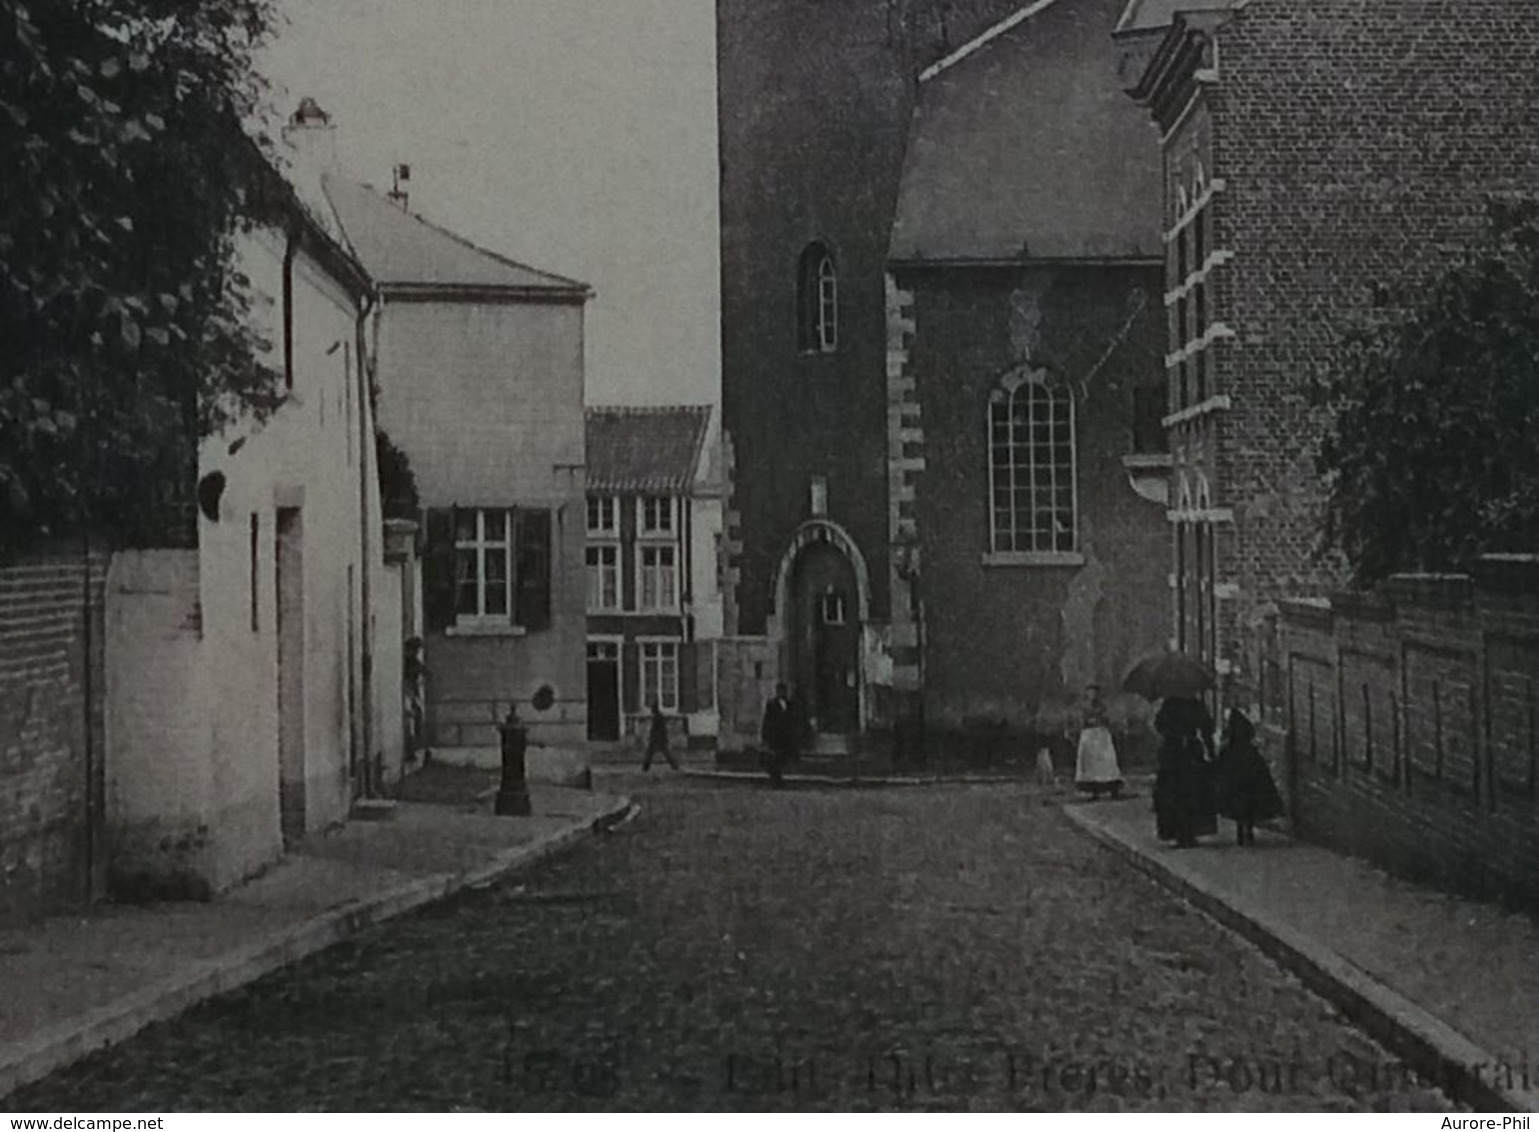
642, 698, 679, 772
760, 682, 798, 788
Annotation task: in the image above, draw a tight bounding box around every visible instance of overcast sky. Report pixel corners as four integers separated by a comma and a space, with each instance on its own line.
259, 0, 721, 409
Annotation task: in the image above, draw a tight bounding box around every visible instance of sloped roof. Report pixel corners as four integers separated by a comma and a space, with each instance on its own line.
1114, 0, 1187, 35
1114, 0, 1241, 36
319, 176, 589, 296
889, 0, 1162, 264
585, 405, 712, 494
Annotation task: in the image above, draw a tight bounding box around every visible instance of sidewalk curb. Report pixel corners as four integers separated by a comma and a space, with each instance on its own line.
676, 769, 1087, 788
674, 769, 1159, 792
0, 794, 634, 1101
1063, 805, 1538, 1114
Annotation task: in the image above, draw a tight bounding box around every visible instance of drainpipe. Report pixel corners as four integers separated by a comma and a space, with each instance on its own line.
81, 530, 100, 900
355, 290, 377, 795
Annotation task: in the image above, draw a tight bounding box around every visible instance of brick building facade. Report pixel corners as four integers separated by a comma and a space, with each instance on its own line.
1118, 0, 1539, 706
719, 0, 1171, 751
0, 553, 107, 925
584, 405, 725, 748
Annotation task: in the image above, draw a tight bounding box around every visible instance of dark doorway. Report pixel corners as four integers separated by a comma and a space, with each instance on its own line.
276, 507, 306, 848
789, 541, 859, 735
586, 640, 621, 742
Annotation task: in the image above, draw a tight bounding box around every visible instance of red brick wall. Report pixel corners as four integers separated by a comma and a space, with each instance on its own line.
1269, 560, 1539, 909
1190, 1, 1539, 697
0, 552, 107, 925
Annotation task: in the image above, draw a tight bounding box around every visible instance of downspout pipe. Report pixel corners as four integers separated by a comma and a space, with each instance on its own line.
356, 289, 377, 795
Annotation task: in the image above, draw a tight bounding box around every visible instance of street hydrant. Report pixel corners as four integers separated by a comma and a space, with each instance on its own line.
495, 704, 532, 816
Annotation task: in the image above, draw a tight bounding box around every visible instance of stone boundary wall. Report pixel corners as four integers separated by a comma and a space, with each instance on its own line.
1266, 556, 1539, 909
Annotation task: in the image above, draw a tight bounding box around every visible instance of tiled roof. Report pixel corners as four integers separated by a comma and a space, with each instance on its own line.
585, 405, 712, 494
889, 0, 1162, 264
319, 176, 589, 295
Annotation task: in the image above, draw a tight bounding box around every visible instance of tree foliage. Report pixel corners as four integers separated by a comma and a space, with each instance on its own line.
1, 0, 283, 551
376, 430, 419, 521
1317, 203, 1539, 586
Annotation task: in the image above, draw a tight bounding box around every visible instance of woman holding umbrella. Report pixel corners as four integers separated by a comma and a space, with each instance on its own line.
1123, 652, 1219, 848
1153, 696, 1218, 847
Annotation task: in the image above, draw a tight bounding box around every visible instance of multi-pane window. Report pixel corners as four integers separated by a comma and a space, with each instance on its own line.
989, 381, 1076, 555
586, 494, 619, 613
640, 640, 680, 712
797, 242, 838, 354
1172, 166, 1215, 409
586, 544, 619, 610
638, 496, 675, 537
456, 509, 510, 618
452, 507, 550, 627
586, 496, 618, 536
638, 545, 678, 610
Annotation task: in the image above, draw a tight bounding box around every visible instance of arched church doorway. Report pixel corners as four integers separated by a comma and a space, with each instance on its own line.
788, 541, 860, 735
769, 519, 871, 740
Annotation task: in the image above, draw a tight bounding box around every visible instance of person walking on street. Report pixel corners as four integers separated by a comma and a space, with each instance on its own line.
642, 698, 680, 772
1152, 695, 1217, 848
404, 637, 427, 764
1073, 684, 1124, 800
1214, 708, 1284, 845
760, 682, 798, 789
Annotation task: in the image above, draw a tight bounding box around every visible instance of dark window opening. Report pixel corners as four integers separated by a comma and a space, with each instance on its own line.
797, 242, 838, 354
515, 509, 552, 631
1132, 386, 1168, 454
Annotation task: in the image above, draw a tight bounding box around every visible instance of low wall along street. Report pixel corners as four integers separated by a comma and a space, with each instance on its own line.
0, 550, 108, 926
1265, 556, 1539, 910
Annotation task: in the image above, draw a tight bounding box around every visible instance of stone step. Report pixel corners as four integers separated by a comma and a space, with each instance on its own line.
350, 799, 399, 822
807, 732, 854, 757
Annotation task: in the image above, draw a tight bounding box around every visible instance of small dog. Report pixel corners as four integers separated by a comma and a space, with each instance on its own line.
1034, 746, 1057, 787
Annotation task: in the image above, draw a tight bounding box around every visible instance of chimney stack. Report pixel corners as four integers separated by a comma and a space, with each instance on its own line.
387, 163, 411, 211
281, 96, 338, 168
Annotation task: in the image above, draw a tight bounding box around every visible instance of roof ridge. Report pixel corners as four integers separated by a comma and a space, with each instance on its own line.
401, 203, 588, 292
919, 0, 1066, 83
325, 176, 589, 292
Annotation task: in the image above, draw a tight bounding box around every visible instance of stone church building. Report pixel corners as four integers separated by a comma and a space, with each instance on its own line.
717, 0, 1171, 756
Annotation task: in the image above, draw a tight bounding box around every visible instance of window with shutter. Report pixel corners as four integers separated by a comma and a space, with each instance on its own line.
423, 507, 458, 631
515, 509, 552, 631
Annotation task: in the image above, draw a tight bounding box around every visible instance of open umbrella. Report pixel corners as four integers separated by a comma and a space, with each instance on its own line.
1122, 651, 1215, 702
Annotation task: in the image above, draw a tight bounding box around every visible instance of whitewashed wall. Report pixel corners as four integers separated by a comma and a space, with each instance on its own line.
105, 221, 391, 895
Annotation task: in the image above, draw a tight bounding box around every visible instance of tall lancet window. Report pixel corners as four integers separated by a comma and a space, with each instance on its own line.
989, 372, 1077, 555
797, 242, 838, 353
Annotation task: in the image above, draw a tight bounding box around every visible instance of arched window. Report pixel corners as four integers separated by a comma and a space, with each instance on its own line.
989, 375, 1076, 554
797, 242, 837, 353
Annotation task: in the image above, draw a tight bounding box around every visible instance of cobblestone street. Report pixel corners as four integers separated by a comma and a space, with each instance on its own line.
9, 778, 1453, 1112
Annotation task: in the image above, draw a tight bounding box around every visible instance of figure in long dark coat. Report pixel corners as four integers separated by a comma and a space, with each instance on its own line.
1152, 695, 1218, 848
760, 683, 798, 789
642, 698, 679, 772
1214, 709, 1284, 845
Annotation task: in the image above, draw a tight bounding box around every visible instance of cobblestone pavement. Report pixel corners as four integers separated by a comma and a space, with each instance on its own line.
9, 778, 1454, 1112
